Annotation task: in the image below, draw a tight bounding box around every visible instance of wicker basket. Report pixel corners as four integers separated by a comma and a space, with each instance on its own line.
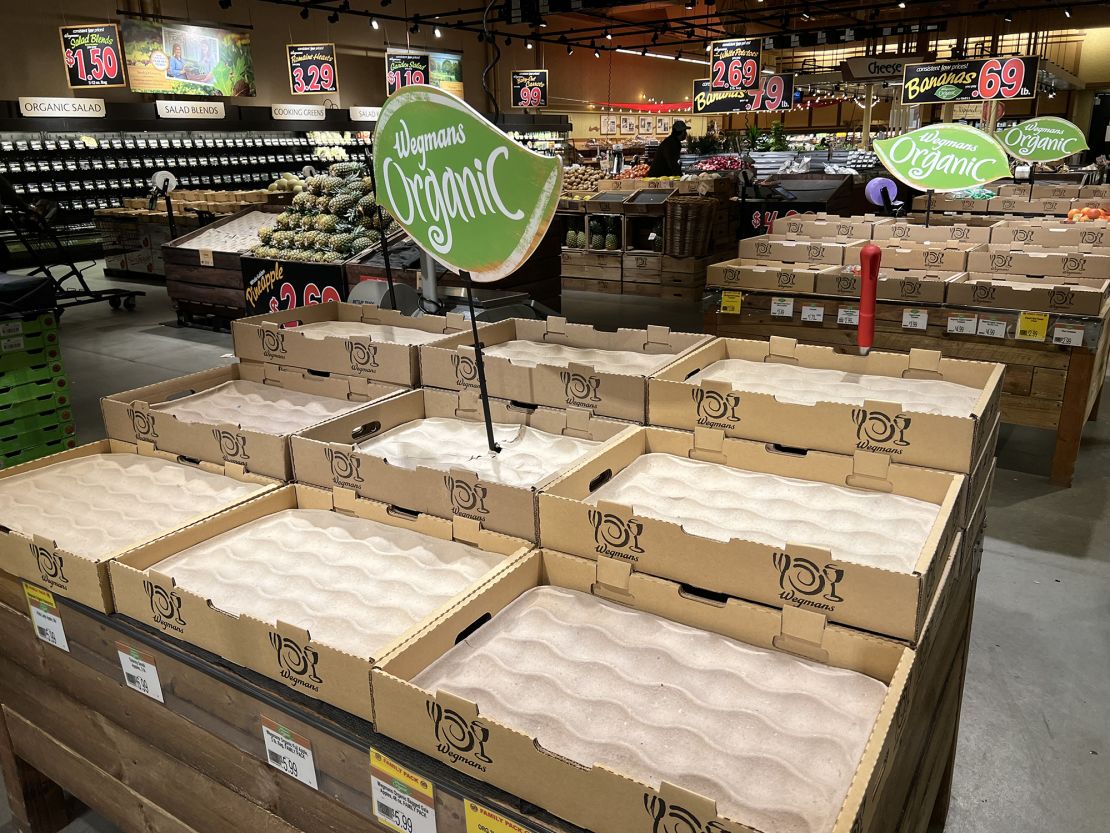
664, 196, 718, 257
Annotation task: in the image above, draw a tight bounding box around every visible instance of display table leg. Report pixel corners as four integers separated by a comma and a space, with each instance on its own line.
0, 708, 70, 833
1051, 348, 1096, 487
1089, 389, 1102, 423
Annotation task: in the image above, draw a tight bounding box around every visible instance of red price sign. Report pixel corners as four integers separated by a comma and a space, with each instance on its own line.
287, 43, 339, 95
743, 74, 794, 112
976, 58, 1027, 100
59, 24, 126, 89
511, 70, 548, 108
901, 56, 1039, 105
386, 54, 430, 96
709, 38, 762, 92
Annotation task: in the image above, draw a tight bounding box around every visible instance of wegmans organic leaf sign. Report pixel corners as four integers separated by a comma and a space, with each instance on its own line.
999, 117, 1089, 163
874, 123, 1011, 193
373, 85, 562, 282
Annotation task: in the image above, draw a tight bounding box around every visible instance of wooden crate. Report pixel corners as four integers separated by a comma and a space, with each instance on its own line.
622, 252, 662, 284
561, 250, 621, 280
560, 277, 622, 294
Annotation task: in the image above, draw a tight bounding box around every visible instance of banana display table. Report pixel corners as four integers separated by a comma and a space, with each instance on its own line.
706, 292, 1109, 487
0, 553, 975, 833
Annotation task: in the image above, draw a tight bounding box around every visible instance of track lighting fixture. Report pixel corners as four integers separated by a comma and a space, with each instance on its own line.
370, 17, 379, 29
525, 39, 533, 49
218, 0, 231, 8
435, 26, 443, 37
1064, 6, 1072, 17
594, 48, 601, 58
328, 11, 340, 23
299, 4, 309, 19
567, 44, 574, 55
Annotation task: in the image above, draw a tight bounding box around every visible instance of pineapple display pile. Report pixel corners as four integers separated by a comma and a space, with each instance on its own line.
565, 216, 621, 251
251, 162, 394, 263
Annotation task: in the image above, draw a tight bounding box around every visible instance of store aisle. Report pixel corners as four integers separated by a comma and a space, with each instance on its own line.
1, 270, 1107, 833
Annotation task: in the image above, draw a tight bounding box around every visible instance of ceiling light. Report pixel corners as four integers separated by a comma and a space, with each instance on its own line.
898, 1, 906, 7
370, 17, 379, 29
685, 1, 695, 9
801, 11, 812, 20
1003, 13, 1013, 22
299, 4, 309, 19
567, 44, 574, 55
436, 26, 444, 37
1064, 6, 1072, 17
328, 11, 340, 23
594, 48, 601, 58
526, 39, 533, 49
604, 29, 612, 40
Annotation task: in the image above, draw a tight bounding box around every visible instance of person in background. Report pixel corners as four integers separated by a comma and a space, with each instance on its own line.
168, 44, 185, 79
648, 119, 688, 177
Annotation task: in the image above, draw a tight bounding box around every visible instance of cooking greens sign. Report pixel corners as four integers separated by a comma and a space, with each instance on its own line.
874, 123, 1010, 193
999, 117, 1089, 163
373, 85, 562, 283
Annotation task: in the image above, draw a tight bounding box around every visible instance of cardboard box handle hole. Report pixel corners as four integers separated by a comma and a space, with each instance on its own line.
766, 442, 809, 458
351, 421, 381, 441
678, 583, 729, 607
455, 612, 492, 645
386, 504, 420, 521
588, 468, 613, 492
165, 388, 199, 402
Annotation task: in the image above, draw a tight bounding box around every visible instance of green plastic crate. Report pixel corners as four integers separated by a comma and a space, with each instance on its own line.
0, 406, 75, 436
0, 436, 77, 469
0, 362, 67, 394
0, 345, 63, 374
0, 390, 69, 422
0, 421, 76, 455
0, 313, 59, 339
0, 376, 70, 406
0, 330, 58, 355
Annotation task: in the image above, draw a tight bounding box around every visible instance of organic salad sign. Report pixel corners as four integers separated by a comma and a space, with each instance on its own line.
998, 117, 1089, 163
373, 85, 562, 282
874, 123, 1011, 193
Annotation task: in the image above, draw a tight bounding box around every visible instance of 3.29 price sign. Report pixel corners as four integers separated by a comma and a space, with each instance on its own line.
901, 56, 1039, 105
511, 69, 548, 108
287, 43, 339, 95
386, 54, 430, 96
709, 38, 762, 92
59, 24, 126, 89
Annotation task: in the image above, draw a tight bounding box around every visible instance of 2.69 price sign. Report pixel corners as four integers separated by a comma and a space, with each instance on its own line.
287, 43, 339, 95
59, 24, 126, 89
709, 38, 762, 92
386, 54, 430, 96
511, 69, 548, 108
901, 56, 1039, 105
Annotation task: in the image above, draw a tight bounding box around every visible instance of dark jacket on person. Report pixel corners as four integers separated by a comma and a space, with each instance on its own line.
648, 132, 684, 177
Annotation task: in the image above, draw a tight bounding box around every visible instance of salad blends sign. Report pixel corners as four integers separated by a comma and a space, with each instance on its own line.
874, 123, 1011, 193
372, 85, 562, 282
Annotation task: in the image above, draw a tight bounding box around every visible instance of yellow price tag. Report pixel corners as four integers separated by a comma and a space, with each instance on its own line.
720, 291, 742, 314
464, 800, 533, 833
1016, 311, 1050, 342
370, 749, 436, 833
23, 582, 56, 609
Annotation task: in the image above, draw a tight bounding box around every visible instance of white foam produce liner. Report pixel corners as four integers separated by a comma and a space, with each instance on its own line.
482, 339, 677, 376
293, 320, 448, 346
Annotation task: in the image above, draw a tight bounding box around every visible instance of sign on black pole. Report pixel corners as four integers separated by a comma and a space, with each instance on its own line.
286, 43, 339, 95
693, 75, 793, 113
511, 70, 549, 108
901, 56, 1040, 105
60, 24, 127, 89
385, 54, 430, 96
709, 38, 762, 91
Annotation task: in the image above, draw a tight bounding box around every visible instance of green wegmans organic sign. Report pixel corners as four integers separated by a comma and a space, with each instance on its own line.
999, 117, 1089, 163
373, 85, 562, 282
874, 123, 1011, 193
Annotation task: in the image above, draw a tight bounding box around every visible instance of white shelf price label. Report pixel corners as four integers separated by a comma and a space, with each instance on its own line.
23, 583, 68, 652
1052, 325, 1085, 347
977, 318, 1008, 339
800, 303, 824, 323
370, 749, 437, 833
116, 641, 164, 702
947, 314, 978, 335
837, 306, 859, 326
770, 296, 794, 317
902, 308, 928, 330
261, 717, 318, 789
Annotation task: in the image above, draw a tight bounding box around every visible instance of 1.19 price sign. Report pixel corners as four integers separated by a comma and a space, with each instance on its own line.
287, 43, 339, 95
59, 23, 126, 89
709, 38, 762, 92
511, 69, 548, 108
901, 56, 1039, 105
386, 54, 430, 96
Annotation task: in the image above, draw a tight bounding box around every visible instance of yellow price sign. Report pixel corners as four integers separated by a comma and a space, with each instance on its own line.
464, 800, 533, 833
1016, 311, 1050, 342
720, 291, 742, 314
370, 748, 436, 833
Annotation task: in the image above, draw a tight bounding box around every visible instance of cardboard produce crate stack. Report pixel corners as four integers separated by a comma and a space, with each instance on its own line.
0, 311, 75, 468
0, 298, 1004, 833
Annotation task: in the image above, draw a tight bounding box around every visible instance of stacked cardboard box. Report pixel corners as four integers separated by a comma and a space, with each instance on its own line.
0, 312, 75, 468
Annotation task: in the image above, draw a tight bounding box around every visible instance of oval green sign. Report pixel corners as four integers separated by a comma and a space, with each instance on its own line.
373, 85, 562, 283
874, 123, 1011, 193
999, 116, 1089, 163
934, 84, 962, 100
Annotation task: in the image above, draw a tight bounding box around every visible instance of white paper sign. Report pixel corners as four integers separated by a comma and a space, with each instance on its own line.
117, 642, 165, 703
902, 308, 928, 330
261, 717, 318, 789
272, 103, 327, 121
977, 318, 1008, 338
801, 303, 824, 323
156, 100, 225, 119
947, 314, 978, 335
1052, 325, 1085, 347
350, 106, 382, 122
24, 583, 68, 652
19, 96, 106, 118
837, 306, 859, 325
771, 297, 795, 317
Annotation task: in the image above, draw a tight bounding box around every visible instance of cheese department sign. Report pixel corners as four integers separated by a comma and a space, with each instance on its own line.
372, 85, 562, 283
874, 123, 1011, 192
999, 117, 1089, 163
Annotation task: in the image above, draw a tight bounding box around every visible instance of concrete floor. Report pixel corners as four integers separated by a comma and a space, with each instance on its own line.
1, 270, 1108, 833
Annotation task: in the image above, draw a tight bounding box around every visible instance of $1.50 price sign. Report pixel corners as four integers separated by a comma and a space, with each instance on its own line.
511, 69, 548, 108
287, 43, 339, 95
709, 38, 762, 91
386, 54, 430, 96
60, 24, 126, 89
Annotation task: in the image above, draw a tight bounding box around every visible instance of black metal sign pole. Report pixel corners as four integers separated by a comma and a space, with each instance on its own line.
461, 271, 500, 454
365, 143, 397, 308
924, 189, 934, 228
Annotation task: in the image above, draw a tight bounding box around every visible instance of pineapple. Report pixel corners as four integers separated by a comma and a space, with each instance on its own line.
350, 236, 373, 252
605, 217, 618, 251
292, 192, 314, 211
330, 233, 357, 253
566, 229, 576, 248
306, 176, 323, 194
328, 162, 363, 177
271, 231, 294, 249
315, 195, 330, 211
576, 231, 587, 248
314, 214, 339, 233
319, 250, 342, 263
273, 213, 292, 230
321, 176, 344, 195
328, 193, 359, 216
590, 233, 604, 250
360, 176, 375, 192
257, 226, 273, 244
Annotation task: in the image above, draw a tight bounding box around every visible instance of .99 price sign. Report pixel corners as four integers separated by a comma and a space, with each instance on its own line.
710, 38, 762, 92
59, 24, 126, 89
287, 43, 339, 95
386, 54, 430, 96
511, 69, 548, 108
